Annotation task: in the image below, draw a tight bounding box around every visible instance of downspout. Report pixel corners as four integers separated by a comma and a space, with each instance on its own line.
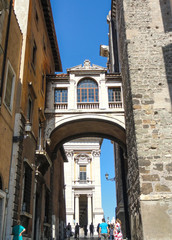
0, 0, 13, 105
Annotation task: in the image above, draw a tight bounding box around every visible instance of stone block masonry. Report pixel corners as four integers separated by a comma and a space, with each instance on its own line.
116, 0, 172, 239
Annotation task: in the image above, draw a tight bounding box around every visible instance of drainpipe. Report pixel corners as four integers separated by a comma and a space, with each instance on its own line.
0, 0, 13, 105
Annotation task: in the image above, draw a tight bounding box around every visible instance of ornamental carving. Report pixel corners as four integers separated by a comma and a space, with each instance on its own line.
66, 150, 74, 157
75, 194, 80, 198
92, 150, 101, 157
75, 154, 91, 162
87, 194, 92, 198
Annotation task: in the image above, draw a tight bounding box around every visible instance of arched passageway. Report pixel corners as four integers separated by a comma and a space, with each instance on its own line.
45, 116, 131, 239
47, 116, 126, 153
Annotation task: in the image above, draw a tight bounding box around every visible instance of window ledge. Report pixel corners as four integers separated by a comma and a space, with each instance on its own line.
20, 211, 32, 219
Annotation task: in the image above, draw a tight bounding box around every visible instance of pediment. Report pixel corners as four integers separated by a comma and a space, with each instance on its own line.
67, 60, 106, 72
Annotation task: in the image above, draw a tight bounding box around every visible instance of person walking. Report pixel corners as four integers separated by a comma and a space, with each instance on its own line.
75, 223, 80, 239
98, 218, 109, 240
109, 224, 114, 240
97, 223, 100, 235
66, 222, 72, 239
12, 220, 26, 240
113, 219, 123, 240
89, 222, 94, 238
84, 225, 88, 237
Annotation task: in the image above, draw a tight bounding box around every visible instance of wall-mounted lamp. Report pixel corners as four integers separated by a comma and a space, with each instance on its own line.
105, 173, 116, 181
25, 121, 32, 133
13, 121, 32, 142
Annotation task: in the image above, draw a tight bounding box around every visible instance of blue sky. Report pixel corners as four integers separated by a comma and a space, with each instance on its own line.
50, 0, 116, 221
51, 0, 111, 72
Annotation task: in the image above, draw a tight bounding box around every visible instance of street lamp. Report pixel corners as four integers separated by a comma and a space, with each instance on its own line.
105, 173, 115, 181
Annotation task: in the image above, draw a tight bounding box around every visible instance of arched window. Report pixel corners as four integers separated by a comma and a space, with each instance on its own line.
77, 79, 98, 102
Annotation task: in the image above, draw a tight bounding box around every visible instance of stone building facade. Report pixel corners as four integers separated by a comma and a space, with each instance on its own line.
108, 0, 172, 239
63, 137, 104, 234
2, 0, 65, 240
0, 0, 22, 238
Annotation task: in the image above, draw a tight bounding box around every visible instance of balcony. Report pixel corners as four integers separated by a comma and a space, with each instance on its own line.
72, 179, 95, 190
35, 149, 52, 175
53, 101, 123, 110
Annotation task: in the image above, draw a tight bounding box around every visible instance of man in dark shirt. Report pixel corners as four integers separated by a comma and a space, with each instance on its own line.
75, 223, 80, 239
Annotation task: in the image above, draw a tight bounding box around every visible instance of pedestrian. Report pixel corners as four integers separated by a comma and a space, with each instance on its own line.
113, 219, 123, 240
99, 218, 109, 240
75, 223, 80, 239
109, 224, 114, 240
97, 223, 100, 235
84, 225, 88, 237
66, 222, 72, 239
89, 222, 94, 238
12, 220, 26, 240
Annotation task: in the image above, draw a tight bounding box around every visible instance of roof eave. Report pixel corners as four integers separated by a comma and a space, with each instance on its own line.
41, 0, 62, 72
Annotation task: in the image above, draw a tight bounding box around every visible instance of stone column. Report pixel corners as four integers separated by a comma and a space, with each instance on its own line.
91, 150, 104, 225
87, 194, 92, 226
75, 194, 80, 224
65, 151, 74, 226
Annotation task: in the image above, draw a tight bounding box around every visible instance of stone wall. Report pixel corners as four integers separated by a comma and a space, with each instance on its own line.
116, 0, 172, 239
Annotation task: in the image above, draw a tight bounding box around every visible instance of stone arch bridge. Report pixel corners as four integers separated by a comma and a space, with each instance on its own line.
45, 60, 130, 238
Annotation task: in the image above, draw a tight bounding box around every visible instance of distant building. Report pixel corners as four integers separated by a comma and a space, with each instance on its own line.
64, 137, 104, 233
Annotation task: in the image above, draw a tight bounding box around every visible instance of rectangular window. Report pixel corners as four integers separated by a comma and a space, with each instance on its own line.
54, 89, 68, 103
80, 165, 86, 181
32, 40, 37, 67
108, 87, 121, 102
44, 190, 50, 223
22, 163, 32, 213
27, 96, 33, 122
4, 61, 15, 111
41, 74, 45, 93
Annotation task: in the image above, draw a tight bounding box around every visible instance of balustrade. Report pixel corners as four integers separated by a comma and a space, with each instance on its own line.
54, 103, 68, 109
77, 102, 99, 109
109, 102, 123, 108
54, 102, 123, 110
